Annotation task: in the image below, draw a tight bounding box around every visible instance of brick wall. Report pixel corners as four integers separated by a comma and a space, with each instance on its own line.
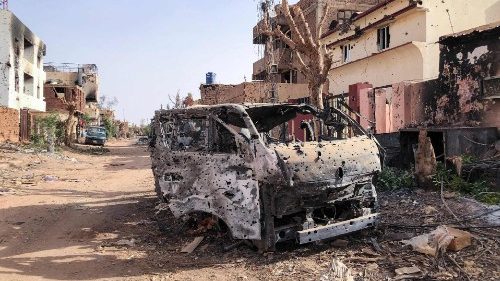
44, 86, 86, 113
200, 82, 309, 105
0, 107, 19, 143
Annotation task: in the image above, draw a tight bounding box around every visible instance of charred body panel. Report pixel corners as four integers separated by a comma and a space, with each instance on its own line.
150, 103, 381, 250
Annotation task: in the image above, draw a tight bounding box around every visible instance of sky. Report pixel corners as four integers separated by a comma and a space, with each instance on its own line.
8, 0, 280, 124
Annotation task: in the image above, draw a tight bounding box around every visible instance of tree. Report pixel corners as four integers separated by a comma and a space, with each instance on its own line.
57, 89, 79, 146
261, 0, 333, 109
168, 90, 194, 109
98, 95, 119, 110
183, 92, 194, 107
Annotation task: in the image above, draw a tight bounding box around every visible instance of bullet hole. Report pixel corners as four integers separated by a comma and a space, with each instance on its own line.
337, 167, 344, 179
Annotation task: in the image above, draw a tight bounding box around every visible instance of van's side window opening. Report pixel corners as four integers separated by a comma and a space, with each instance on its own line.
161, 118, 208, 151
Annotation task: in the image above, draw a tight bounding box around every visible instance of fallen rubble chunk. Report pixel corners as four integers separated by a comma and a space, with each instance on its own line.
320, 259, 354, 281
345, 256, 384, 263
395, 266, 421, 275
43, 175, 58, 182
424, 205, 437, 215
446, 227, 472, 251
402, 226, 472, 256
181, 236, 204, 254
114, 238, 137, 247
394, 266, 422, 280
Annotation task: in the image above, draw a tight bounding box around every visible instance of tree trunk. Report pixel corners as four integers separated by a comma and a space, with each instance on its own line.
64, 110, 76, 146
47, 127, 55, 154
310, 82, 324, 110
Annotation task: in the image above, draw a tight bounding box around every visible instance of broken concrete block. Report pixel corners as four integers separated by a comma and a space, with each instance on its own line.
320, 259, 354, 281
395, 266, 422, 280
446, 227, 472, 251
181, 236, 204, 254
423, 205, 437, 215
395, 266, 421, 276
402, 226, 472, 256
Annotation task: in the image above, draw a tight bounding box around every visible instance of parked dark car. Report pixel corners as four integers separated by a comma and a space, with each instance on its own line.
85, 126, 107, 146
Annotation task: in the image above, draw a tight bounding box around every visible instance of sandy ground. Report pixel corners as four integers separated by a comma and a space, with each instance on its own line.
0, 140, 499, 281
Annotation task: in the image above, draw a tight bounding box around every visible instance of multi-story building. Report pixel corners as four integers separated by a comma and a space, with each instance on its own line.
44, 63, 100, 124
201, 0, 380, 108
252, 0, 379, 84
0, 9, 46, 112
321, 0, 499, 96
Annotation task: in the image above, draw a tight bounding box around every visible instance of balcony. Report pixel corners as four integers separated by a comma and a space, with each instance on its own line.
253, 16, 289, 44
253, 20, 268, 44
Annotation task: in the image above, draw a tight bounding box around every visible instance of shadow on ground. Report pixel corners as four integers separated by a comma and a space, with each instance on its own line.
0, 191, 335, 280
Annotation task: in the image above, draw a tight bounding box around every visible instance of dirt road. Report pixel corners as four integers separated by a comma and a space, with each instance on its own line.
0, 141, 160, 280
0, 141, 289, 281
1, 141, 499, 281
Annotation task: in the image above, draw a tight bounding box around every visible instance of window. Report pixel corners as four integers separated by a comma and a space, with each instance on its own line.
342, 44, 351, 63
281, 69, 298, 83
377, 26, 390, 51
176, 118, 207, 151
23, 38, 34, 63
337, 10, 354, 25
161, 118, 208, 152
23, 73, 34, 96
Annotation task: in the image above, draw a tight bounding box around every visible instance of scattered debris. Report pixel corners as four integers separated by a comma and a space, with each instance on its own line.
189, 216, 218, 235
402, 226, 472, 256
320, 259, 354, 281
181, 236, 204, 254
423, 205, 437, 215
114, 238, 137, 247
394, 266, 422, 280
43, 175, 59, 182
463, 260, 484, 278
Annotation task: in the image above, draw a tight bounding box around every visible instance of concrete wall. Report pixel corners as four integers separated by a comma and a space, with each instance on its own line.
353, 80, 438, 134
0, 10, 46, 112
322, 0, 500, 95
0, 106, 19, 142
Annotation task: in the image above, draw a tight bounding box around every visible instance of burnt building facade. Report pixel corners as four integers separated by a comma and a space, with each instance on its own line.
434, 22, 500, 129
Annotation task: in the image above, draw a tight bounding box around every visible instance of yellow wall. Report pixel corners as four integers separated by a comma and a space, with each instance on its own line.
424, 0, 500, 43
329, 43, 424, 95
322, 0, 500, 95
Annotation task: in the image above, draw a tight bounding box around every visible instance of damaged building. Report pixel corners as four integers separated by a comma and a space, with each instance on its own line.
253, 0, 379, 84
0, 8, 46, 142
319, 0, 500, 132
44, 63, 100, 125
201, 0, 379, 107
320, 0, 499, 165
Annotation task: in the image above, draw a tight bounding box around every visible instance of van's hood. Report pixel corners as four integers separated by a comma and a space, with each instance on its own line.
270, 136, 381, 190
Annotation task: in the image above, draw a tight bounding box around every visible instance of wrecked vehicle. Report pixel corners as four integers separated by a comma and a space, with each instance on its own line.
150, 103, 381, 251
